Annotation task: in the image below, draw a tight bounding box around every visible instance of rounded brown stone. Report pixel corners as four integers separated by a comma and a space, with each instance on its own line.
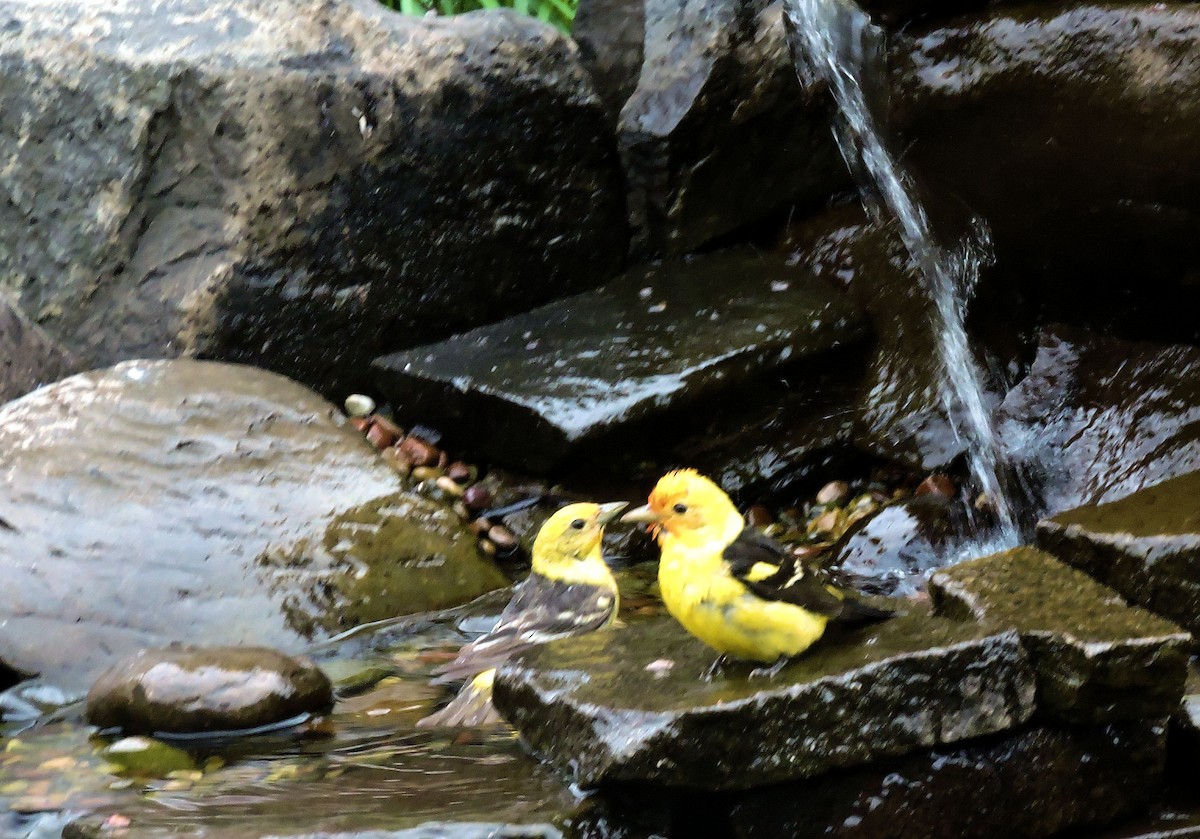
86, 646, 334, 735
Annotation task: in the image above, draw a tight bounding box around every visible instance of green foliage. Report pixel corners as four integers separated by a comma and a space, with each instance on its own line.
379, 0, 577, 33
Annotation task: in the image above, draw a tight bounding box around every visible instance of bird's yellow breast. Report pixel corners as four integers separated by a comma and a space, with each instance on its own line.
657, 545, 828, 663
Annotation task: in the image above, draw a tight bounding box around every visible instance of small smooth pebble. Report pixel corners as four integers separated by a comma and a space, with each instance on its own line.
366, 423, 396, 449
344, 394, 376, 418
412, 466, 443, 482
463, 485, 492, 513
915, 474, 956, 498
478, 539, 497, 556
436, 476, 464, 497
746, 505, 773, 528
816, 480, 850, 506
398, 437, 439, 468
487, 525, 517, 550
446, 462, 473, 484
470, 517, 493, 535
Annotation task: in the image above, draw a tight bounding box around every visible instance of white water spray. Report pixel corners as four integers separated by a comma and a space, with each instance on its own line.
785, 0, 1020, 544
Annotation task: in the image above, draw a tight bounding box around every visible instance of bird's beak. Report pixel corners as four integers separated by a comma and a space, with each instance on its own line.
596, 501, 629, 526
621, 504, 661, 524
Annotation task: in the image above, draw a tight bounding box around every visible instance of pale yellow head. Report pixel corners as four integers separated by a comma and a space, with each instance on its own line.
622, 469, 743, 548
531, 501, 626, 587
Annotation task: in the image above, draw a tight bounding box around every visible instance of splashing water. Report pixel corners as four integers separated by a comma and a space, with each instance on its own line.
785, 0, 1020, 545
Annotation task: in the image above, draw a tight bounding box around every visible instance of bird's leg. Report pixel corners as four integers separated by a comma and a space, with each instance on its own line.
702, 655, 730, 682
749, 657, 788, 680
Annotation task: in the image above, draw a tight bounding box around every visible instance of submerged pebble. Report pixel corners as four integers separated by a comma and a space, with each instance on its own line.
99, 736, 195, 778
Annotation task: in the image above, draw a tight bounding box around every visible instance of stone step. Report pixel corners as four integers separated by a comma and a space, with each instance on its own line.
1037, 469, 1200, 637
372, 249, 867, 474
493, 613, 1037, 789
929, 547, 1190, 724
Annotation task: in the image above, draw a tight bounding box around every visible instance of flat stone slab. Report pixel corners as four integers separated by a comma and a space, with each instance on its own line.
0, 360, 505, 692
730, 720, 1165, 839
493, 614, 1035, 789
1037, 470, 1200, 636
930, 547, 1189, 723
373, 249, 866, 472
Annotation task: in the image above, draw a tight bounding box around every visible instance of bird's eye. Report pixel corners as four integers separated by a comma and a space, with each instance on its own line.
673, 503, 688, 514
570, 518, 586, 530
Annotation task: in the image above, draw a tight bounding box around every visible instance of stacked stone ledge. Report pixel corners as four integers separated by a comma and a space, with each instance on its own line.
493, 546, 1190, 838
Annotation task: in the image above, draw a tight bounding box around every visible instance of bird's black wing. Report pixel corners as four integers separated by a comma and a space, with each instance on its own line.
433, 574, 616, 682
723, 527, 848, 618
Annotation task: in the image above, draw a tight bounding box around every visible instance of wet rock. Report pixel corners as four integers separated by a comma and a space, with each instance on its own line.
621, 0, 846, 255
648, 356, 865, 498
780, 203, 988, 471
891, 3, 1200, 347
494, 614, 1036, 789
1037, 471, 1200, 637
98, 736, 196, 777
998, 328, 1200, 516
0, 360, 505, 692
931, 547, 1189, 723
0, 0, 625, 395
0, 293, 77, 404
87, 646, 333, 734
1170, 663, 1200, 764
573, 0, 644, 117
374, 249, 866, 473
732, 721, 1165, 838
68, 817, 566, 839
827, 496, 965, 596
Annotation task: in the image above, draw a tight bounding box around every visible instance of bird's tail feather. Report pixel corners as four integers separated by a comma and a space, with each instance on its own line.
416, 668, 504, 729
837, 597, 896, 624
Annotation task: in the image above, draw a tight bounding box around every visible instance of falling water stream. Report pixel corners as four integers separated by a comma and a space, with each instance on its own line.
784, 0, 1021, 545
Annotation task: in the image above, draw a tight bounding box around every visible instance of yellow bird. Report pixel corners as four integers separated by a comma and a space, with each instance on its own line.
623, 470, 892, 676
417, 501, 626, 728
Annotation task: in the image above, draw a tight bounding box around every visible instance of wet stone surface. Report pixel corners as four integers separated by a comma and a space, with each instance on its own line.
930, 547, 1190, 723
0, 293, 76, 404
620, 0, 845, 255
1037, 471, 1200, 636
828, 495, 966, 596
373, 249, 867, 473
0, 0, 625, 395
0, 360, 505, 692
86, 647, 334, 735
891, 2, 1200, 347
493, 614, 1036, 789
730, 720, 1165, 839
998, 327, 1200, 516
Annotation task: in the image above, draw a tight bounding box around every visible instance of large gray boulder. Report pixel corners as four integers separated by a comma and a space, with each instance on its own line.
620, 0, 847, 255
0, 0, 626, 395
0, 360, 506, 692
